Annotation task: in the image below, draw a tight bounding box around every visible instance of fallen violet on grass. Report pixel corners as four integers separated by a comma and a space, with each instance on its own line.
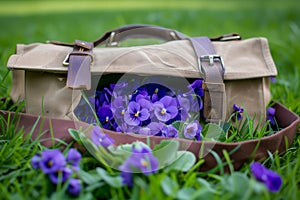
87, 127, 159, 187
119, 142, 159, 187
232, 104, 244, 121
267, 107, 276, 126
31, 148, 82, 196
250, 162, 282, 192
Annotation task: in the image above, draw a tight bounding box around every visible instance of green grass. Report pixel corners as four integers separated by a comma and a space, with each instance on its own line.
0, 0, 299, 199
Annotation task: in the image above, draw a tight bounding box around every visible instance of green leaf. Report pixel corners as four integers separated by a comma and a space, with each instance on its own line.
152, 140, 179, 168
116, 143, 133, 152
202, 123, 225, 141
78, 170, 101, 185
68, 128, 83, 145
221, 172, 250, 198
190, 188, 216, 200
196, 178, 217, 193
176, 187, 196, 200
161, 176, 179, 196
164, 151, 196, 172
85, 182, 105, 192
172, 120, 187, 138
107, 144, 132, 159
96, 167, 123, 188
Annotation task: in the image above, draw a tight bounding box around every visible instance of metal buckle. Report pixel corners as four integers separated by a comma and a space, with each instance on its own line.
63, 45, 85, 66
62, 52, 94, 66
170, 31, 178, 40
219, 35, 241, 41
198, 54, 225, 74
106, 32, 119, 47
63, 54, 70, 66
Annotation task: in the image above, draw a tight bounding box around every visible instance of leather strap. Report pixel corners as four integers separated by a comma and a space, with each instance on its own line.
0, 101, 299, 171
92, 24, 188, 47
190, 37, 226, 123
66, 40, 93, 90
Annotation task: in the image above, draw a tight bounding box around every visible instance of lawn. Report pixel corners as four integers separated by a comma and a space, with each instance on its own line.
0, 0, 300, 199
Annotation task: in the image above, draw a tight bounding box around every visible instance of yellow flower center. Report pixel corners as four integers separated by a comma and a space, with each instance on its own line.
105, 116, 109, 122
141, 159, 148, 167
161, 108, 166, 115
154, 88, 159, 94
134, 111, 140, 117
47, 161, 53, 167
121, 109, 125, 115
187, 127, 193, 134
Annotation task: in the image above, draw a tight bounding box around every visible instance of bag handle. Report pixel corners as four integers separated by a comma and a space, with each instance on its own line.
92, 24, 189, 47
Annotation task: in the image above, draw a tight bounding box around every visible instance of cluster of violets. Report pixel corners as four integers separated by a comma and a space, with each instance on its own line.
31, 148, 82, 196
77, 78, 204, 141
250, 162, 282, 192
91, 126, 158, 187
75, 76, 277, 143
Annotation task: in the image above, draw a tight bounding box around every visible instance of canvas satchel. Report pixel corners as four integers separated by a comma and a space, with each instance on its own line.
4, 24, 299, 171
7, 24, 277, 124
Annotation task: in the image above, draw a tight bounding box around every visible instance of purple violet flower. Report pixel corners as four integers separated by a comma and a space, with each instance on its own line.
132, 142, 152, 154
161, 125, 178, 138
177, 95, 191, 121
153, 96, 178, 122
97, 105, 113, 129
111, 81, 128, 97
188, 79, 204, 97
137, 98, 153, 112
233, 104, 244, 121
124, 101, 150, 126
270, 76, 276, 83
138, 122, 164, 136
31, 153, 41, 169
135, 93, 151, 102
91, 126, 114, 148
66, 148, 81, 171
147, 83, 168, 102
49, 167, 72, 184
120, 172, 133, 187
119, 142, 159, 187
95, 88, 112, 108
183, 121, 202, 141
39, 149, 66, 174
67, 178, 81, 196
115, 122, 135, 133
132, 88, 149, 102
267, 107, 276, 126
250, 162, 282, 192
111, 96, 127, 120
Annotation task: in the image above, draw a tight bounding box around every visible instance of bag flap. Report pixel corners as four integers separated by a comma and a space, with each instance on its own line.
7, 37, 277, 80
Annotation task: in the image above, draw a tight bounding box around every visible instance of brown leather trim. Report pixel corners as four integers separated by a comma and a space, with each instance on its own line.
0, 101, 298, 171
190, 37, 226, 122
66, 40, 93, 90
